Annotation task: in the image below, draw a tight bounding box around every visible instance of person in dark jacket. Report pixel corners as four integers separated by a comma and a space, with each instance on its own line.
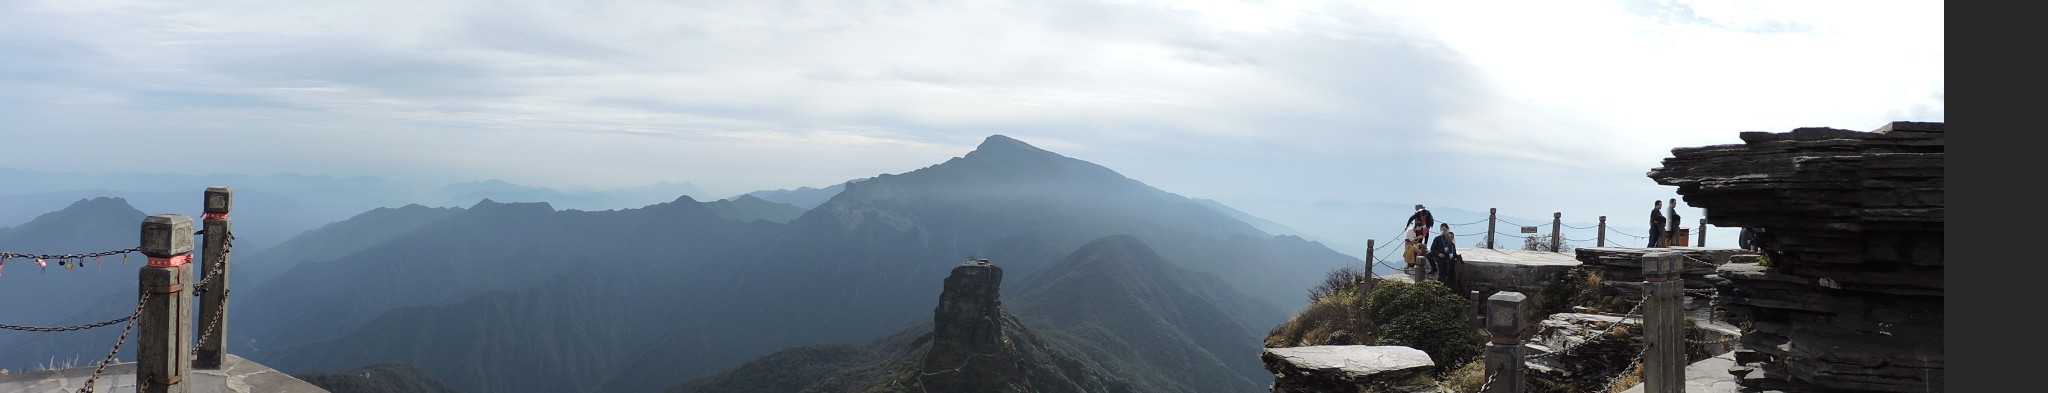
1667, 198, 1682, 247
1404, 204, 1435, 242
1739, 227, 1759, 251
1649, 200, 1666, 248
1429, 223, 1462, 292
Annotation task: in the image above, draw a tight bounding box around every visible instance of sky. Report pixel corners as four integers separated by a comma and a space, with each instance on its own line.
0, 0, 1943, 246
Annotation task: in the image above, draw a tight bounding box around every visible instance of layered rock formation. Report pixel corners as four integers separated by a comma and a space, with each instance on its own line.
1647, 121, 1943, 392
933, 259, 1006, 353
915, 260, 1030, 391
1259, 346, 1436, 393
1523, 313, 1645, 392
1574, 247, 1754, 324
834, 259, 1134, 393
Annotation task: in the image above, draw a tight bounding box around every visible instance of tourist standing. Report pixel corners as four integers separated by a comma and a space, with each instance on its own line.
1649, 200, 1666, 248
1667, 198, 1683, 247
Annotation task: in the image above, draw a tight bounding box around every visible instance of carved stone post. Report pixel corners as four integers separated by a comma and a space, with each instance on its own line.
195, 186, 231, 370
1483, 291, 1527, 393
139, 214, 194, 393
1366, 239, 1375, 271
1697, 218, 1707, 247
1642, 252, 1685, 393
1486, 208, 1497, 249
1597, 216, 1607, 248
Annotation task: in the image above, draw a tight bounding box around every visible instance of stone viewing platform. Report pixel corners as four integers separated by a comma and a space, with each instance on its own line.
0, 354, 326, 393
1260, 345, 1435, 392
1457, 247, 1580, 296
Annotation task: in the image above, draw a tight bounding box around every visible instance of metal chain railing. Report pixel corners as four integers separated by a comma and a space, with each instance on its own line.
75, 290, 148, 393
1526, 294, 1648, 360
0, 248, 141, 262
0, 316, 133, 333
1607, 227, 1647, 239
1, 230, 206, 270
1448, 218, 1489, 226
1600, 343, 1653, 393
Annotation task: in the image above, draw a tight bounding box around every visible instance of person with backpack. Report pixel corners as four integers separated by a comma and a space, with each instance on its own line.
1405, 204, 1435, 241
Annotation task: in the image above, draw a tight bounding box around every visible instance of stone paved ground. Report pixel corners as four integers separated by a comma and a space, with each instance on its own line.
1619, 352, 1754, 393
0, 354, 326, 393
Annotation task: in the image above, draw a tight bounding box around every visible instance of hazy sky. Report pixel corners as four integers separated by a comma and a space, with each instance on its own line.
1, 0, 1942, 228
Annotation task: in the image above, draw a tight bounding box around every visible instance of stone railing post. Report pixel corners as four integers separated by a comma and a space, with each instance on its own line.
1641, 252, 1685, 393
139, 214, 194, 393
1366, 239, 1375, 270
1411, 254, 1427, 283
1697, 218, 1707, 247
195, 186, 231, 370
1597, 216, 1607, 247
1483, 291, 1526, 393
1550, 212, 1562, 252
1486, 208, 1497, 249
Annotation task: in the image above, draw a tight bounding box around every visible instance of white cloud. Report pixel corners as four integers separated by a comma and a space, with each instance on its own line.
0, 0, 1940, 234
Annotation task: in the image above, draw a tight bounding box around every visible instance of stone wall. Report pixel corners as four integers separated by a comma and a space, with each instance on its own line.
1647, 121, 1943, 392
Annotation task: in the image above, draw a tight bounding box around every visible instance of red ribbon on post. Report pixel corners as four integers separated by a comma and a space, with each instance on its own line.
148, 254, 191, 268
203, 212, 229, 221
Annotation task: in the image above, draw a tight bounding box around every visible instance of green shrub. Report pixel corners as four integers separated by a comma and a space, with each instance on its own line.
1364, 280, 1482, 369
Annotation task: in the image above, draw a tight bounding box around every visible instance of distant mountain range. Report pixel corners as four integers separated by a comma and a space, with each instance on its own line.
161, 134, 1358, 393
0, 197, 150, 369
737, 179, 868, 210
0, 167, 707, 253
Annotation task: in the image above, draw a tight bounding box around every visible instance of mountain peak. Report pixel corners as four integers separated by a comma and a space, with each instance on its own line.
64, 196, 137, 212
972, 134, 1051, 156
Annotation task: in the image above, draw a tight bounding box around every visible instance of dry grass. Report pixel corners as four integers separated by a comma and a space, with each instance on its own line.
1604, 362, 1644, 393
1436, 359, 1487, 393
1264, 291, 1370, 347
1266, 266, 1376, 348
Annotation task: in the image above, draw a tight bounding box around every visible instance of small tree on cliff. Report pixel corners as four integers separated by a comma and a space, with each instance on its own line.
1522, 233, 1576, 253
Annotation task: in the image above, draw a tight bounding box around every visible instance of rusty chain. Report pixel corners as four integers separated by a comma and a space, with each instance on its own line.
0, 248, 141, 262
75, 290, 148, 393
1601, 343, 1653, 393
191, 230, 232, 356
0, 316, 133, 333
